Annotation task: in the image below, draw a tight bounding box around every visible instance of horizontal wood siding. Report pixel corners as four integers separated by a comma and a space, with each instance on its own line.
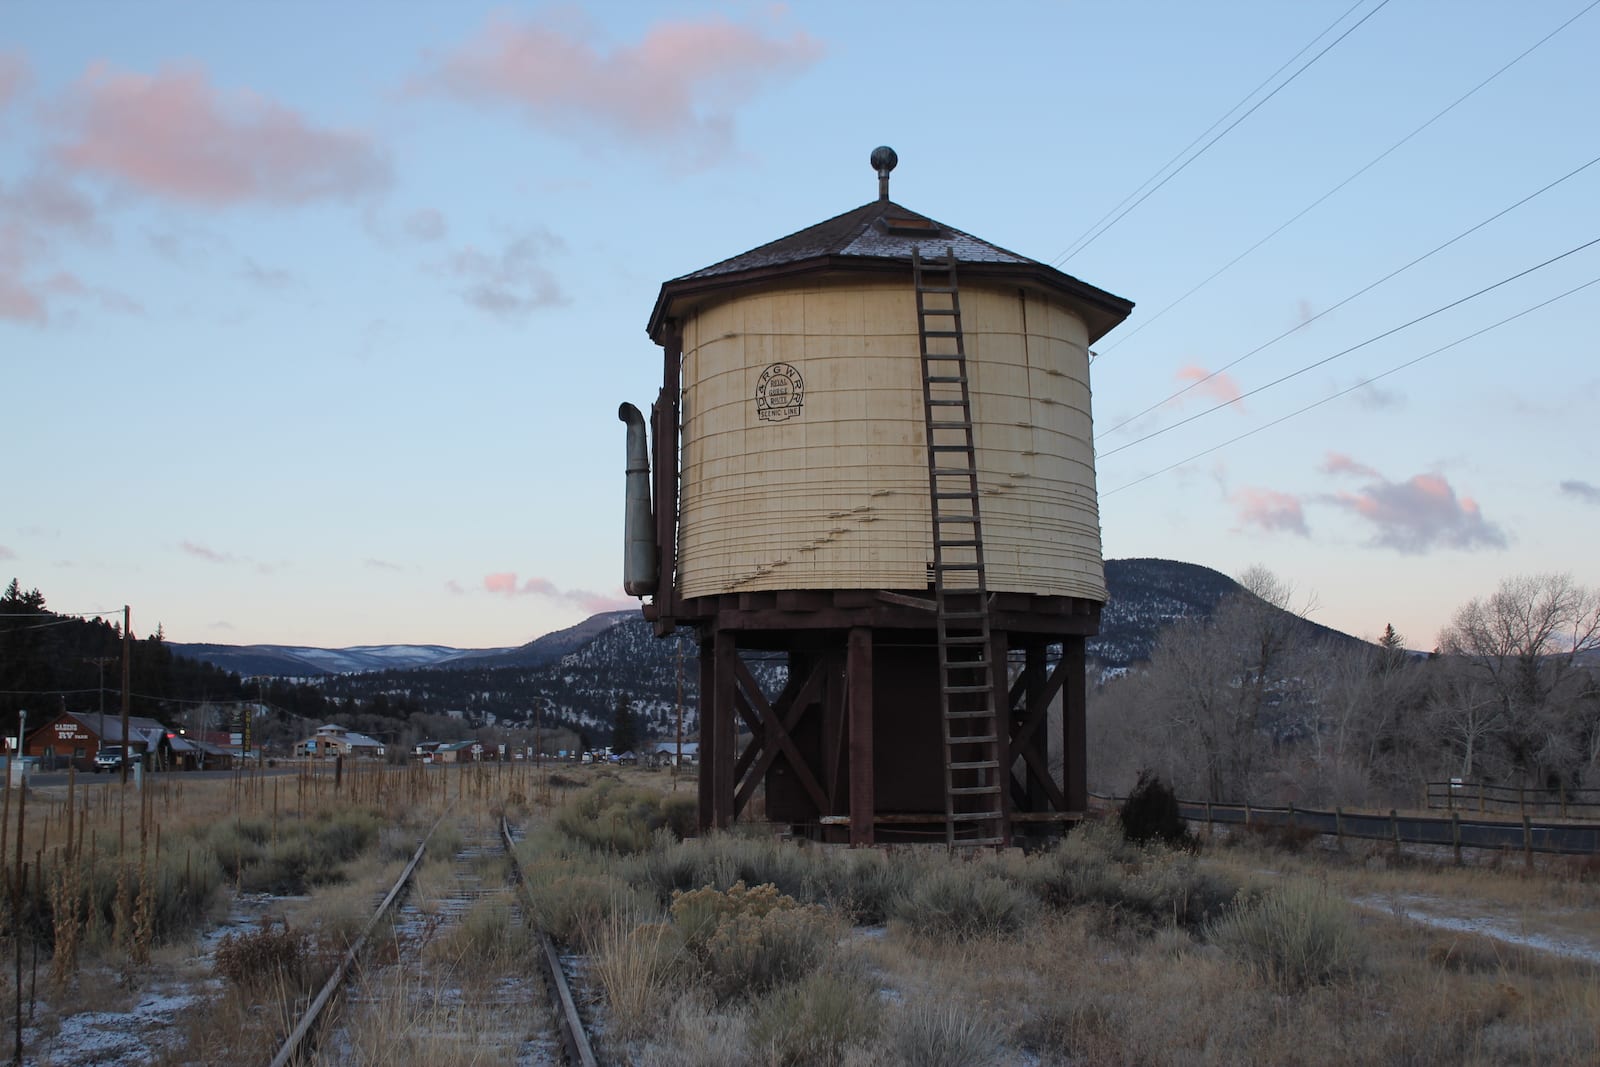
678, 278, 1104, 601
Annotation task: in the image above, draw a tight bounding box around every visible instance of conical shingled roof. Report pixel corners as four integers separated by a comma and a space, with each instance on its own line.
648, 196, 1133, 343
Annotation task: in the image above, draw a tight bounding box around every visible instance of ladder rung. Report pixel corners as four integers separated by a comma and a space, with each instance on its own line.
920, 308, 958, 316
950, 785, 1001, 796
917, 284, 955, 294
937, 562, 982, 570
922, 330, 961, 338
946, 710, 993, 720
948, 734, 999, 745
926, 376, 967, 384
950, 811, 1003, 822
930, 443, 970, 451
935, 515, 978, 524
954, 836, 1005, 847
927, 399, 967, 407
950, 760, 999, 771
942, 611, 986, 621
938, 540, 979, 549
932, 466, 976, 476
944, 684, 992, 695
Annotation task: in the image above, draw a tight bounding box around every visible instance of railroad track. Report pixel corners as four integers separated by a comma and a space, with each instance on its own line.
270, 812, 597, 1067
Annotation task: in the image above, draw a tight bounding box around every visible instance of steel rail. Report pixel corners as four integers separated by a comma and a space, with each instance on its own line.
500, 816, 598, 1067
268, 809, 445, 1067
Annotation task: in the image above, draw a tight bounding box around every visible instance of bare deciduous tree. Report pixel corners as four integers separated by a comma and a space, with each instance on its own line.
1435, 573, 1600, 786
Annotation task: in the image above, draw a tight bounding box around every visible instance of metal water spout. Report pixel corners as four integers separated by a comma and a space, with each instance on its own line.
618, 402, 658, 596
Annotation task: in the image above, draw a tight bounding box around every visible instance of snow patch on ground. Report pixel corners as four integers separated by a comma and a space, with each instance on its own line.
1352, 892, 1600, 965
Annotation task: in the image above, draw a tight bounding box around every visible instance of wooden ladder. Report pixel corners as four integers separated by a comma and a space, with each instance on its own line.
913, 246, 1005, 849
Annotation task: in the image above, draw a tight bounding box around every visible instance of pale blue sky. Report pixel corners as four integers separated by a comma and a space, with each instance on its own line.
3, 1, 1596, 649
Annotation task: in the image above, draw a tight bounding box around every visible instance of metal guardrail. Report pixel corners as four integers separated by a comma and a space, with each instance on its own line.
1177, 799, 1600, 858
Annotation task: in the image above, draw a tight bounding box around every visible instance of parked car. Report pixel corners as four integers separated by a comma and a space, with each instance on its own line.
93, 746, 124, 773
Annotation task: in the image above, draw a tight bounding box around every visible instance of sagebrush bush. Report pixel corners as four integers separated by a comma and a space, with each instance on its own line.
1028, 819, 1238, 928
558, 781, 695, 854
1207, 880, 1365, 991
671, 881, 838, 1003
890, 865, 1034, 941
747, 970, 881, 1067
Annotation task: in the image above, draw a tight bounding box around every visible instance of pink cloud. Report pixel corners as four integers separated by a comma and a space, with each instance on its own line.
482, 572, 632, 613
484, 572, 519, 595
1231, 488, 1308, 536
55, 62, 389, 205
0, 52, 28, 114
422, 13, 824, 166
1173, 364, 1244, 408
1328, 469, 1506, 554
43, 271, 142, 314
0, 268, 45, 323
0, 545, 14, 560
1320, 451, 1379, 479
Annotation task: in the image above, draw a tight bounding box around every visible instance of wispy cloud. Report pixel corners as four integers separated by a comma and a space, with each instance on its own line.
239, 258, 292, 290
1327, 466, 1506, 554
0, 170, 109, 324
405, 208, 446, 243
1231, 488, 1308, 536
1320, 451, 1379, 479
0, 545, 14, 560
0, 52, 28, 115
55, 62, 390, 206
364, 557, 404, 572
1561, 479, 1600, 506
418, 12, 824, 168
1173, 363, 1244, 409
481, 571, 631, 613
447, 228, 566, 317
179, 540, 234, 564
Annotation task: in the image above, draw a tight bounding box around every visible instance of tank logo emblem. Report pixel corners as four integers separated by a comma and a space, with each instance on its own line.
756, 362, 804, 423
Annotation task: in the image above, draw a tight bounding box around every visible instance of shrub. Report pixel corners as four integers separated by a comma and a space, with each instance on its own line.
671, 881, 838, 1003
886, 1000, 1006, 1067
1207, 880, 1365, 991
890, 865, 1034, 941
747, 970, 881, 1067
1119, 771, 1192, 847
213, 921, 310, 990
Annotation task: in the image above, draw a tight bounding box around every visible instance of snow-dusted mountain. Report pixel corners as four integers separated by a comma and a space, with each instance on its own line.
170, 561, 1369, 741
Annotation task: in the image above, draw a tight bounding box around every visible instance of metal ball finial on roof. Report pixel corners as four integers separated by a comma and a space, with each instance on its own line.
871, 145, 897, 201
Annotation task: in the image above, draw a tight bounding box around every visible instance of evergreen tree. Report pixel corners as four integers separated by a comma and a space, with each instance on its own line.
611, 693, 638, 753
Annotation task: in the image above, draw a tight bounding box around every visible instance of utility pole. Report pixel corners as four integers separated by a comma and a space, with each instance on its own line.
85, 656, 116, 758
120, 605, 131, 785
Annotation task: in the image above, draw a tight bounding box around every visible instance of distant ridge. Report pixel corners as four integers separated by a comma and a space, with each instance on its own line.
173, 562, 1366, 681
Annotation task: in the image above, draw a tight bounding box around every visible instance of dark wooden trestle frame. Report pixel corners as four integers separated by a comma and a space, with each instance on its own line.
680, 589, 1096, 845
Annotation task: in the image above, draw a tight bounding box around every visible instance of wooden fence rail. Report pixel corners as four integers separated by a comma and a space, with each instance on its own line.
1423, 780, 1600, 819
1180, 799, 1600, 861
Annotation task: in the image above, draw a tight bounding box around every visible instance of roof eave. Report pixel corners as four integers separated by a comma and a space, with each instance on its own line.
648, 255, 1133, 345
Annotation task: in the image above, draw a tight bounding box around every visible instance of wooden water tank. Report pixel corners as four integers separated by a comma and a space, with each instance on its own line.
675, 277, 1104, 601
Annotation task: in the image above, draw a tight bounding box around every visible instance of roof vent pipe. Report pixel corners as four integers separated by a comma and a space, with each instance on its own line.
618, 402, 658, 596
871, 145, 897, 202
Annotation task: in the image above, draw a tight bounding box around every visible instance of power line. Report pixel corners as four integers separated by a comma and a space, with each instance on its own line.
1099, 233, 1600, 459
1098, 151, 1600, 439
1100, 0, 1600, 353
1102, 272, 1600, 496
1048, 0, 1368, 266
1054, 0, 1393, 266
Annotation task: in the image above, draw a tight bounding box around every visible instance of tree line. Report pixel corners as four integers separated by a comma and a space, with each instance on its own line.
1089, 569, 1600, 807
